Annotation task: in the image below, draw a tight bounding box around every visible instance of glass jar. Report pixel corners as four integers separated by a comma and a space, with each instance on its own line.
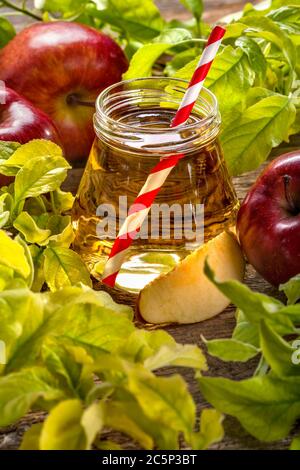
72, 77, 239, 293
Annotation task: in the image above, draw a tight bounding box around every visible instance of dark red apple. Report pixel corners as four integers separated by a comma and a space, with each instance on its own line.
237, 151, 300, 286
0, 21, 128, 161
0, 86, 61, 144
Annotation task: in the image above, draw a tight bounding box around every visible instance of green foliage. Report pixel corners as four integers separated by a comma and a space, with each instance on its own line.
0, 17, 15, 47
0, 279, 212, 449
0, 140, 89, 292
201, 262, 300, 443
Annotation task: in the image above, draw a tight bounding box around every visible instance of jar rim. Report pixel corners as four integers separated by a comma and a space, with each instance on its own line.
95, 77, 219, 135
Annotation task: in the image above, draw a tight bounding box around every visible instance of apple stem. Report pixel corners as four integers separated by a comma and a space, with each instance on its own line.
283, 174, 298, 214
66, 94, 95, 108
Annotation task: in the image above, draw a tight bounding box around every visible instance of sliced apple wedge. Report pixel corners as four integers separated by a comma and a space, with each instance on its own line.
138, 231, 245, 324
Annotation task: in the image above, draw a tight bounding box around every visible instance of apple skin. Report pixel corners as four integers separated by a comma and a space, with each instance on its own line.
237, 151, 300, 286
0, 21, 128, 161
0, 86, 61, 144
0, 85, 62, 186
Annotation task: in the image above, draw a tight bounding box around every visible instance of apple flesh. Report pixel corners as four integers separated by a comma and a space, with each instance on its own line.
138, 231, 245, 324
0, 21, 128, 161
237, 151, 300, 286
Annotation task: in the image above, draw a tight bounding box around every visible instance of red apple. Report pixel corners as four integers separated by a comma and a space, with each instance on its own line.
0, 85, 61, 144
0, 85, 61, 186
237, 151, 300, 286
0, 21, 128, 161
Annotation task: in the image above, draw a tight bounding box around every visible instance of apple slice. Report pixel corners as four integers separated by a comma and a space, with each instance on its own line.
138, 231, 245, 324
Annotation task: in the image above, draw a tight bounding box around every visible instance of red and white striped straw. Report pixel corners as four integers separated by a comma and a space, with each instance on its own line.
102, 25, 226, 287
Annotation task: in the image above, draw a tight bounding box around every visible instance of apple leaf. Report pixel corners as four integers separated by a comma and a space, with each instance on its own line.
1, 140, 63, 176
204, 261, 293, 334
0, 141, 20, 170
87, 0, 165, 42
0, 17, 15, 47
43, 245, 92, 291
124, 28, 192, 79
203, 337, 259, 362
191, 408, 224, 450
290, 435, 300, 450
126, 370, 196, 443
259, 320, 300, 377
279, 275, 300, 305
221, 92, 296, 176
0, 367, 64, 427
13, 212, 51, 244
179, 0, 203, 21
20, 423, 43, 450
14, 155, 70, 210
198, 374, 300, 442
39, 399, 103, 450
0, 229, 30, 279
175, 45, 255, 113
102, 399, 155, 449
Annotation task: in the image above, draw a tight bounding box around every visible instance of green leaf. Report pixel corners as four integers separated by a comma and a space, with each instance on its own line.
204, 337, 259, 362
143, 343, 206, 371
47, 290, 135, 355
118, 329, 206, 370
41, 339, 93, 397
259, 320, 300, 377
290, 435, 300, 450
43, 215, 74, 247
50, 189, 74, 213
0, 284, 133, 375
198, 374, 300, 441
124, 28, 192, 80
235, 37, 267, 82
0, 287, 45, 374
0, 17, 15, 47
30, 245, 45, 292
0, 230, 30, 278
126, 369, 196, 443
279, 274, 300, 305
40, 399, 86, 450
20, 423, 43, 450
40, 399, 103, 450
232, 310, 260, 348
87, 0, 165, 42
103, 398, 154, 449
191, 408, 224, 450
0, 367, 64, 427
221, 92, 296, 175
13, 212, 51, 244
175, 45, 255, 113
179, 0, 203, 21
267, 6, 300, 35
204, 261, 294, 335
1, 140, 63, 176
14, 155, 70, 210
43, 246, 92, 291
240, 15, 296, 71
0, 141, 20, 173
165, 47, 199, 76
41, 0, 85, 15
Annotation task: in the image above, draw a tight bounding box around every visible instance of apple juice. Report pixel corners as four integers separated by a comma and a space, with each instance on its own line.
72, 78, 239, 293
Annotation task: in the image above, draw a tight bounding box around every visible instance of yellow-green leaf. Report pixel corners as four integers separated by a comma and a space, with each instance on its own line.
43, 246, 92, 291
13, 212, 51, 244
0, 230, 30, 278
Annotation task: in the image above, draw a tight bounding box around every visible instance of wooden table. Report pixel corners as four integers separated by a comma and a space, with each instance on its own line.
1, 0, 299, 451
